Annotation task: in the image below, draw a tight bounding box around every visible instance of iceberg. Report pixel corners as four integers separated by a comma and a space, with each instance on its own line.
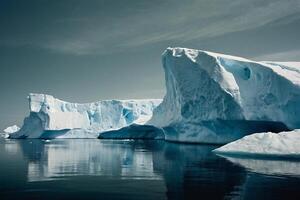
213, 130, 300, 158
4, 125, 20, 133
7, 47, 300, 143
148, 47, 300, 143
0, 125, 20, 138
9, 93, 161, 139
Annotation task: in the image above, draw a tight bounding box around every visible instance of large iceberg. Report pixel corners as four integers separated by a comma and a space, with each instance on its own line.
7, 47, 300, 143
9, 93, 161, 139
148, 47, 300, 143
213, 130, 300, 158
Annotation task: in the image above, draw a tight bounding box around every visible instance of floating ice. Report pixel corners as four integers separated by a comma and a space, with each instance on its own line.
9, 94, 161, 139
1, 125, 20, 138
148, 47, 300, 143
7, 47, 300, 143
4, 125, 20, 133
213, 130, 300, 158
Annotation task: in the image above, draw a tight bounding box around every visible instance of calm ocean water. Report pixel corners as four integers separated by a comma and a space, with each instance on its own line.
0, 138, 299, 200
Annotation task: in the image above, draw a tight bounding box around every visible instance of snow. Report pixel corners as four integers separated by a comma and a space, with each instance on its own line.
213, 130, 300, 158
148, 47, 300, 143
9, 93, 161, 139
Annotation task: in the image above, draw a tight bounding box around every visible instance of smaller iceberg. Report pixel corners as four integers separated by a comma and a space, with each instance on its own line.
4, 125, 20, 133
1, 125, 20, 138
213, 130, 300, 158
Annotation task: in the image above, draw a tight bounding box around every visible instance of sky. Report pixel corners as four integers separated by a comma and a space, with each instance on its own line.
0, 0, 300, 129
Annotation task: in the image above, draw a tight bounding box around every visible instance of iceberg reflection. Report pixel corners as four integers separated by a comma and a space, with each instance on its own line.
19, 140, 162, 182
219, 155, 300, 177
17, 139, 246, 199
4, 138, 300, 199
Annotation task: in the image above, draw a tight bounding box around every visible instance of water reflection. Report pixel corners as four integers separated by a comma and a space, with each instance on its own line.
18, 140, 162, 182
12, 139, 246, 199
1, 139, 300, 200
218, 155, 300, 177
152, 142, 246, 200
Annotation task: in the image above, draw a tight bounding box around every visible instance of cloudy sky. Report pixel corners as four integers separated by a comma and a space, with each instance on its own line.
0, 0, 300, 129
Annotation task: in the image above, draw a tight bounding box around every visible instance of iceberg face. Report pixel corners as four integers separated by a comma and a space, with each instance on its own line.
9, 94, 161, 139
148, 47, 300, 143
213, 130, 300, 158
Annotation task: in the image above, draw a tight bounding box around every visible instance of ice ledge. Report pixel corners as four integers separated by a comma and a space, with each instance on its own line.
213, 130, 300, 158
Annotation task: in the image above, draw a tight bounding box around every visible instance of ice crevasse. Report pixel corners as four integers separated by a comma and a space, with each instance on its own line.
9, 93, 161, 139
148, 47, 300, 144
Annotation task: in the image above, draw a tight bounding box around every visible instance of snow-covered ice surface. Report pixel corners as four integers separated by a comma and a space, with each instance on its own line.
9, 94, 161, 139
148, 47, 300, 144
213, 130, 300, 158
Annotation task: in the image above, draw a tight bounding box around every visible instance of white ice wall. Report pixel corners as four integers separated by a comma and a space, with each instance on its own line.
9, 94, 161, 139
148, 47, 300, 143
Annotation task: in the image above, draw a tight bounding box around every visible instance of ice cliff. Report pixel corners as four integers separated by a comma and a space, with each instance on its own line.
9, 94, 161, 139
148, 47, 300, 143
7, 47, 300, 143
213, 130, 300, 158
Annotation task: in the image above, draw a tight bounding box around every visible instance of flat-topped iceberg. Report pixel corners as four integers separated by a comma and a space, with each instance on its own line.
148, 47, 300, 143
9, 94, 161, 139
213, 130, 300, 158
